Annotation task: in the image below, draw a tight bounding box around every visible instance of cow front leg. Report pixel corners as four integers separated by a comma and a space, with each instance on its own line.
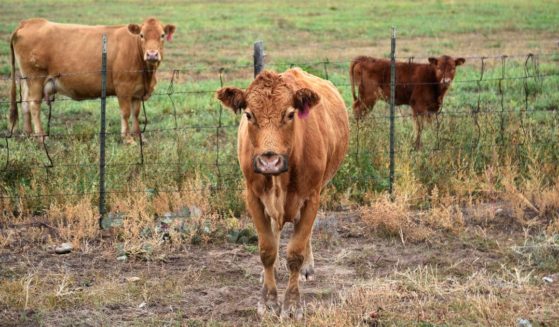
299, 235, 315, 281
117, 97, 135, 145
246, 191, 280, 316
131, 99, 147, 144
283, 193, 320, 320
413, 114, 424, 150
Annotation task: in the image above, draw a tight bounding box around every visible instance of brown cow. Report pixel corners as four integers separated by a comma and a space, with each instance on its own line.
8, 17, 176, 143
216, 68, 349, 319
350, 55, 465, 148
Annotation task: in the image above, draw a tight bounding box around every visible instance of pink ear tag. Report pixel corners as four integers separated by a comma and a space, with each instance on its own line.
166, 32, 173, 41
297, 104, 310, 119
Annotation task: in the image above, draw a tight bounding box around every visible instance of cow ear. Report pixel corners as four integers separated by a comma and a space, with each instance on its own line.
293, 88, 320, 119
164, 24, 176, 41
455, 57, 466, 66
128, 24, 141, 35
428, 57, 438, 65
216, 87, 246, 114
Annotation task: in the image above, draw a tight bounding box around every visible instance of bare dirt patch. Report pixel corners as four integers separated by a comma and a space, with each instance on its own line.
1, 206, 557, 326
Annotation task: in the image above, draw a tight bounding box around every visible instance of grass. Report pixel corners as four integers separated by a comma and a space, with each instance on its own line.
1, 0, 559, 325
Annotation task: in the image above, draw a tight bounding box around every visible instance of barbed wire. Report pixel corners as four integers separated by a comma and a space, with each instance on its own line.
0, 52, 557, 209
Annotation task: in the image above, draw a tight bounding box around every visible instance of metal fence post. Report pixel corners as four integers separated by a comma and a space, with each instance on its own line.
98, 33, 107, 229
389, 28, 396, 198
253, 41, 264, 78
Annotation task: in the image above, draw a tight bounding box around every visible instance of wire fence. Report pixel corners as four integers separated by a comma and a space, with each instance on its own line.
0, 33, 558, 224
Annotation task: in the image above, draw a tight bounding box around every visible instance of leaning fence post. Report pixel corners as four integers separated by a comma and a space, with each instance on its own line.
389, 27, 396, 198
98, 33, 107, 229
253, 41, 264, 77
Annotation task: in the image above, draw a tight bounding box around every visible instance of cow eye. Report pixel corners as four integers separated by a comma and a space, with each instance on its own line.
287, 111, 295, 120
140, 33, 144, 39
245, 112, 252, 121
161, 34, 165, 39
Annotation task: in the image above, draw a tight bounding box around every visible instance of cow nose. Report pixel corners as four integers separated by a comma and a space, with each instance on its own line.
145, 50, 160, 61
254, 152, 288, 175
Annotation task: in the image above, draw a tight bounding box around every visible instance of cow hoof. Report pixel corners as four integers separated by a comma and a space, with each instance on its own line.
257, 300, 281, 317
299, 265, 315, 281
123, 136, 137, 146
281, 302, 303, 321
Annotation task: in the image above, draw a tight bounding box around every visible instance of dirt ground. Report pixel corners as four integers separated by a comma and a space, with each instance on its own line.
1, 207, 557, 326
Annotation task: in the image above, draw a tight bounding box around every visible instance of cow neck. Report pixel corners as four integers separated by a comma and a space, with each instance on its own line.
136, 38, 156, 98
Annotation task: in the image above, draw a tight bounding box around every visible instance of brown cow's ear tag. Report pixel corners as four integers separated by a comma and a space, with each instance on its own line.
298, 104, 310, 119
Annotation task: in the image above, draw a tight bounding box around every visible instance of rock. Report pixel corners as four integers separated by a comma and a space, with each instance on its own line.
54, 242, 73, 254
190, 205, 202, 218
495, 208, 504, 215
543, 276, 554, 283
138, 302, 147, 309
117, 255, 128, 262
126, 276, 141, 283
517, 318, 532, 327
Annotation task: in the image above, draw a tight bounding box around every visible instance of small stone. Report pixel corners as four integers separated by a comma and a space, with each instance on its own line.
517, 318, 532, 327
543, 276, 554, 283
54, 243, 73, 254
126, 276, 141, 282
117, 255, 127, 262
190, 205, 202, 218
495, 208, 504, 215
138, 302, 147, 309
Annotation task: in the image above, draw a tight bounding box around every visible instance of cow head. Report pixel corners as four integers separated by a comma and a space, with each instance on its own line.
128, 17, 176, 68
428, 55, 465, 86
216, 71, 320, 176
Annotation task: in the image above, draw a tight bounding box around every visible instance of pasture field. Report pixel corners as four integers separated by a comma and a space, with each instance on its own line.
1, 0, 559, 326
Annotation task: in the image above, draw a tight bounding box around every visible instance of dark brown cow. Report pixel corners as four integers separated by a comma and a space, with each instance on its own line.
216, 68, 349, 319
350, 55, 465, 148
8, 17, 176, 143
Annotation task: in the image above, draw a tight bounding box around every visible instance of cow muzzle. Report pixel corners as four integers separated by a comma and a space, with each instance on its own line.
253, 152, 288, 175
144, 50, 161, 62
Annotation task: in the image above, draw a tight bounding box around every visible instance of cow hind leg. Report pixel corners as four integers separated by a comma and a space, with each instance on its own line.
21, 80, 32, 135
283, 194, 320, 320
27, 80, 46, 142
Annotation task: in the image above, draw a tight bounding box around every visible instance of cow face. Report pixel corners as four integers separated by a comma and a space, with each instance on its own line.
217, 71, 320, 176
128, 18, 176, 67
428, 55, 465, 86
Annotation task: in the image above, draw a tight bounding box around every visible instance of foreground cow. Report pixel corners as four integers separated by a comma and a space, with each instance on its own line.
217, 68, 349, 319
9, 17, 175, 143
350, 55, 465, 148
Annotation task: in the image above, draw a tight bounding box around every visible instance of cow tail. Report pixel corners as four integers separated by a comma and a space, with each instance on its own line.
8, 31, 18, 134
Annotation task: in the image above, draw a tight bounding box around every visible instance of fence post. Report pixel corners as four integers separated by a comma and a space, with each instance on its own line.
254, 41, 264, 78
98, 33, 107, 229
389, 27, 396, 198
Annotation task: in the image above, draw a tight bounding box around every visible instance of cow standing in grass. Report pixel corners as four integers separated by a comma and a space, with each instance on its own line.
8, 17, 176, 144
216, 68, 349, 319
350, 55, 465, 148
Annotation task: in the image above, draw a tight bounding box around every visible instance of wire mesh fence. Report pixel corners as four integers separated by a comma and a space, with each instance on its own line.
0, 34, 558, 223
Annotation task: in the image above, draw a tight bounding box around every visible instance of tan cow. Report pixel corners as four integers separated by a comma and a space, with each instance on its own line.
216, 68, 349, 319
8, 17, 176, 143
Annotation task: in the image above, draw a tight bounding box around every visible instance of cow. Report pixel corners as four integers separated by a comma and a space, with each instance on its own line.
216, 68, 349, 319
8, 17, 176, 144
350, 55, 465, 149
